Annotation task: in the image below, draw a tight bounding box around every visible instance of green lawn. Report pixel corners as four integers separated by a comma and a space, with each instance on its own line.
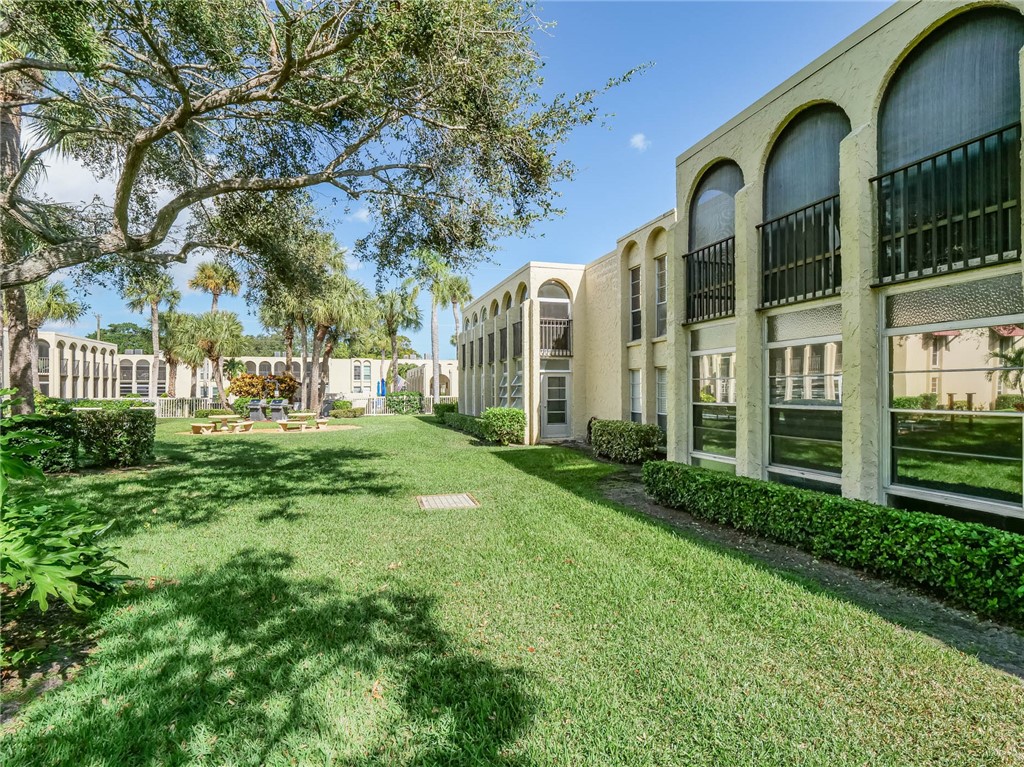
3, 417, 1023, 766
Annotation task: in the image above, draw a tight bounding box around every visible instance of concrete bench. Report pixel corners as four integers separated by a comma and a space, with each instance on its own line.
191, 423, 215, 435
230, 420, 254, 433
277, 420, 307, 432
315, 418, 330, 430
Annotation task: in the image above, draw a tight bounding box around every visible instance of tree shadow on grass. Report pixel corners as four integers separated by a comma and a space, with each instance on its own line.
1, 550, 536, 767
47, 439, 402, 537
492, 446, 1024, 680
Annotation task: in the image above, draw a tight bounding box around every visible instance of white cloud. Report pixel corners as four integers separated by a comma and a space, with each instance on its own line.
349, 206, 371, 223
629, 133, 651, 152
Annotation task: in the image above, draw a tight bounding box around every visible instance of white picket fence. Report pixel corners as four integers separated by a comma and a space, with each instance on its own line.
362, 395, 458, 416
154, 397, 213, 418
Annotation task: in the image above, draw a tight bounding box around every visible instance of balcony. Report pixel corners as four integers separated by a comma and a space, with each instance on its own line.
759, 194, 841, 307
60, 360, 68, 375
540, 319, 572, 357
512, 322, 523, 357
683, 236, 736, 323
874, 123, 1021, 285
37, 357, 50, 374
73, 361, 81, 375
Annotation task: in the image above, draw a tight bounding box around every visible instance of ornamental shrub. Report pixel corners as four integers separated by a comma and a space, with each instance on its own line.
919, 392, 939, 410
331, 399, 353, 411
591, 420, 666, 464
77, 408, 156, 468
891, 395, 922, 409
995, 394, 1024, 411
442, 411, 486, 439
16, 414, 80, 473
228, 373, 272, 398
433, 402, 458, 421
231, 396, 254, 417
0, 390, 125, 632
642, 461, 1024, 626
329, 407, 363, 419
195, 408, 236, 417
274, 373, 300, 400
75, 398, 152, 410
481, 407, 525, 445
385, 391, 423, 414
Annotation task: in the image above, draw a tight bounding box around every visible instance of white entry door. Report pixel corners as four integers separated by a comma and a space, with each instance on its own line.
540, 374, 571, 439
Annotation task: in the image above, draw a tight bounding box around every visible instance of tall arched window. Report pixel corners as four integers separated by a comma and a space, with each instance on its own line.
259, 361, 272, 376
245, 361, 257, 374
538, 280, 571, 356
761, 104, 850, 306
685, 161, 744, 322
877, 8, 1024, 282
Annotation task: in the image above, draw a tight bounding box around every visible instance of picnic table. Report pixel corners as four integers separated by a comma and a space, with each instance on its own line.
208, 414, 242, 431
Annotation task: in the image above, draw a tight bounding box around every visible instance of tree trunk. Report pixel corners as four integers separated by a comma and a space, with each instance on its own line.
320, 341, 332, 403
309, 325, 326, 415
298, 321, 308, 409
168, 361, 178, 397
390, 333, 399, 393
431, 298, 440, 403
190, 365, 198, 397
211, 292, 219, 312
3, 289, 34, 413
150, 300, 161, 397
213, 358, 227, 407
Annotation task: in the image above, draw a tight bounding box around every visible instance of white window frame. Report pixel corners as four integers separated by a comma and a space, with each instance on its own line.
689, 344, 738, 467
654, 257, 667, 337
655, 367, 668, 432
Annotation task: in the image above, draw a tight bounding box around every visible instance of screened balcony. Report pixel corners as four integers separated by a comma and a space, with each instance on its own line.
37, 357, 50, 374
874, 123, 1021, 284
540, 319, 572, 357
759, 195, 841, 307
683, 236, 735, 323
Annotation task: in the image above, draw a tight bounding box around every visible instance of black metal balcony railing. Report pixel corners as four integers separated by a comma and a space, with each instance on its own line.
499, 327, 508, 361
759, 195, 841, 308
540, 319, 572, 357
873, 123, 1021, 284
683, 236, 736, 323
512, 322, 523, 357
487, 332, 495, 364
37, 357, 50, 374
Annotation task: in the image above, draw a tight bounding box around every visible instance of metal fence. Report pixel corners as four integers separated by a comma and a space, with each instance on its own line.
155, 397, 213, 418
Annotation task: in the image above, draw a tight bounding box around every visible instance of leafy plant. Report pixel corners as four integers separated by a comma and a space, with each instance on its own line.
433, 402, 459, 421
481, 407, 525, 445
441, 411, 487, 439
8, 413, 80, 473
642, 460, 1024, 626
591, 420, 665, 464
331, 399, 354, 411
231, 397, 255, 417
0, 390, 125, 622
385, 391, 424, 415
329, 407, 364, 419
77, 409, 157, 468
987, 345, 1024, 397
195, 408, 236, 418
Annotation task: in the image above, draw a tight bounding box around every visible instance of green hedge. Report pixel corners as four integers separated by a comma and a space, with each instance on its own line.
642, 461, 1024, 626
442, 411, 486, 439
74, 398, 153, 410
231, 396, 254, 417
433, 402, 459, 421
385, 391, 423, 415
195, 408, 236, 418
995, 394, 1024, 411
8, 413, 80, 473
481, 407, 525, 445
591, 420, 665, 464
329, 407, 364, 418
77, 409, 156, 468
331, 399, 353, 411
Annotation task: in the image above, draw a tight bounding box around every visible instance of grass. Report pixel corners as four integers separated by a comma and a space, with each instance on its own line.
2, 416, 1023, 766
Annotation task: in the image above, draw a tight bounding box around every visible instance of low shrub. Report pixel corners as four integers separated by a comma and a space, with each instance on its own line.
195, 408, 236, 418
919, 392, 939, 410
15, 414, 80, 473
0, 390, 125, 637
77, 408, 156, 468
481, 407, 525, 445
442, 411, 486, 439
642, 461, 1024, 626
231, 396, 254, 417
995, 394, 1024, 411
329, 407, 364, 419
433, 402, 458, 421
122, 392, 142, 399
591, 420, 665, 464
74, 398, 152, 410
891, 395, 922, 409
385, 391, 423, 415
331, 399, 353, 411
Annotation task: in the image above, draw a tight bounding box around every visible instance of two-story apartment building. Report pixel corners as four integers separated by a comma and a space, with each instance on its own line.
457, 0, 1024, 531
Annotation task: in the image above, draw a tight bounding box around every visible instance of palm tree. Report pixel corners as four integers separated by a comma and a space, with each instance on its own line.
988, 342, 1024, 404
376, 281, 422, 392
188, 262, 240, 312
223, 358, 245, 381
308, 275, 369, 413
162, 312, 204, 398
194, 311, 244, 407
124, 271, 181, 397
419, 252, 472, 403
435, 272, 472, 402
24, 280, 85, 391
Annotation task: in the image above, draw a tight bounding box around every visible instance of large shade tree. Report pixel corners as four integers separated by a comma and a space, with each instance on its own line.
1, 0, 633, 409
25, 279, 85, 391
123, 270, 180, 394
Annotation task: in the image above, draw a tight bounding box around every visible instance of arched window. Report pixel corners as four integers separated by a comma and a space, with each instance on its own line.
37, 340, 50, 374
291, 362, 300, 378
245, 361, 257, 374
471, 312, 478, 325
685, 161, 744, 323
877, 8, 1024, 282
119, 360, 133, 396
502, 292, 512, 312
273, 361, 284, 376
538, 281, 571, 355
135, 359, 150, 396
516, 283, 529, 304
259, 361, 272, 376
490, 299, 500, 318
761, 104, 850, 306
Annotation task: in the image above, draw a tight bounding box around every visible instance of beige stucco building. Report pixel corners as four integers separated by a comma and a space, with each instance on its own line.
458, 0, 1024, 530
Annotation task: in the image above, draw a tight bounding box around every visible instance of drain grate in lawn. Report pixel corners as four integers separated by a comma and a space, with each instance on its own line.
416, 493, 479, 510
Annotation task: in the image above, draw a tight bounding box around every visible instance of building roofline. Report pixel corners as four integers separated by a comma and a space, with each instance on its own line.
675, 0, 918, 167
616, 209, 676, 244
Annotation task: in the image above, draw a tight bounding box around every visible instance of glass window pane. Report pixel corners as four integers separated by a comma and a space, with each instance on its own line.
691, 323, 736, 352
689, 161, 744, 250
767, 304, 842, 342
886, 274, 1024, 329
769, 408, 843, 474
768, 342, 843, 404
693, 405, 737, 457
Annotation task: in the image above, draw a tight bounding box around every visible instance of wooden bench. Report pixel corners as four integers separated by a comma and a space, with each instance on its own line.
191, 423, 215, 435
277, 420, 307, 432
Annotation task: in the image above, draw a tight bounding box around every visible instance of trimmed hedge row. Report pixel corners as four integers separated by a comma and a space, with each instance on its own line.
591, 420, 665, 464
77, 409, 157, 468
642, 461, 1024, 626
195, 408, 236, 418
480, 407, 525, 445
441, 411, 487, 439
9, 413, 80, 472
330, 407, 364, 418
433, 403, 459, 421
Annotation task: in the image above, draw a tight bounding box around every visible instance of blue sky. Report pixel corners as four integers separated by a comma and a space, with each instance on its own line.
45, 1, 894, 354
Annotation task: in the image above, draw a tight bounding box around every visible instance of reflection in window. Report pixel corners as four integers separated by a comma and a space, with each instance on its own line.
888, 323, 1023, 505
654, 257, 667, 336
629, 369, 642, 423
692, 351, 736, 460
767, 340, 843, 477
656, 368, 668, 432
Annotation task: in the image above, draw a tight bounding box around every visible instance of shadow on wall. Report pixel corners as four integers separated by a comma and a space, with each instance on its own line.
46, 439, 401, 538
0, 549, 537, 767
492, 446, 1024, 681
